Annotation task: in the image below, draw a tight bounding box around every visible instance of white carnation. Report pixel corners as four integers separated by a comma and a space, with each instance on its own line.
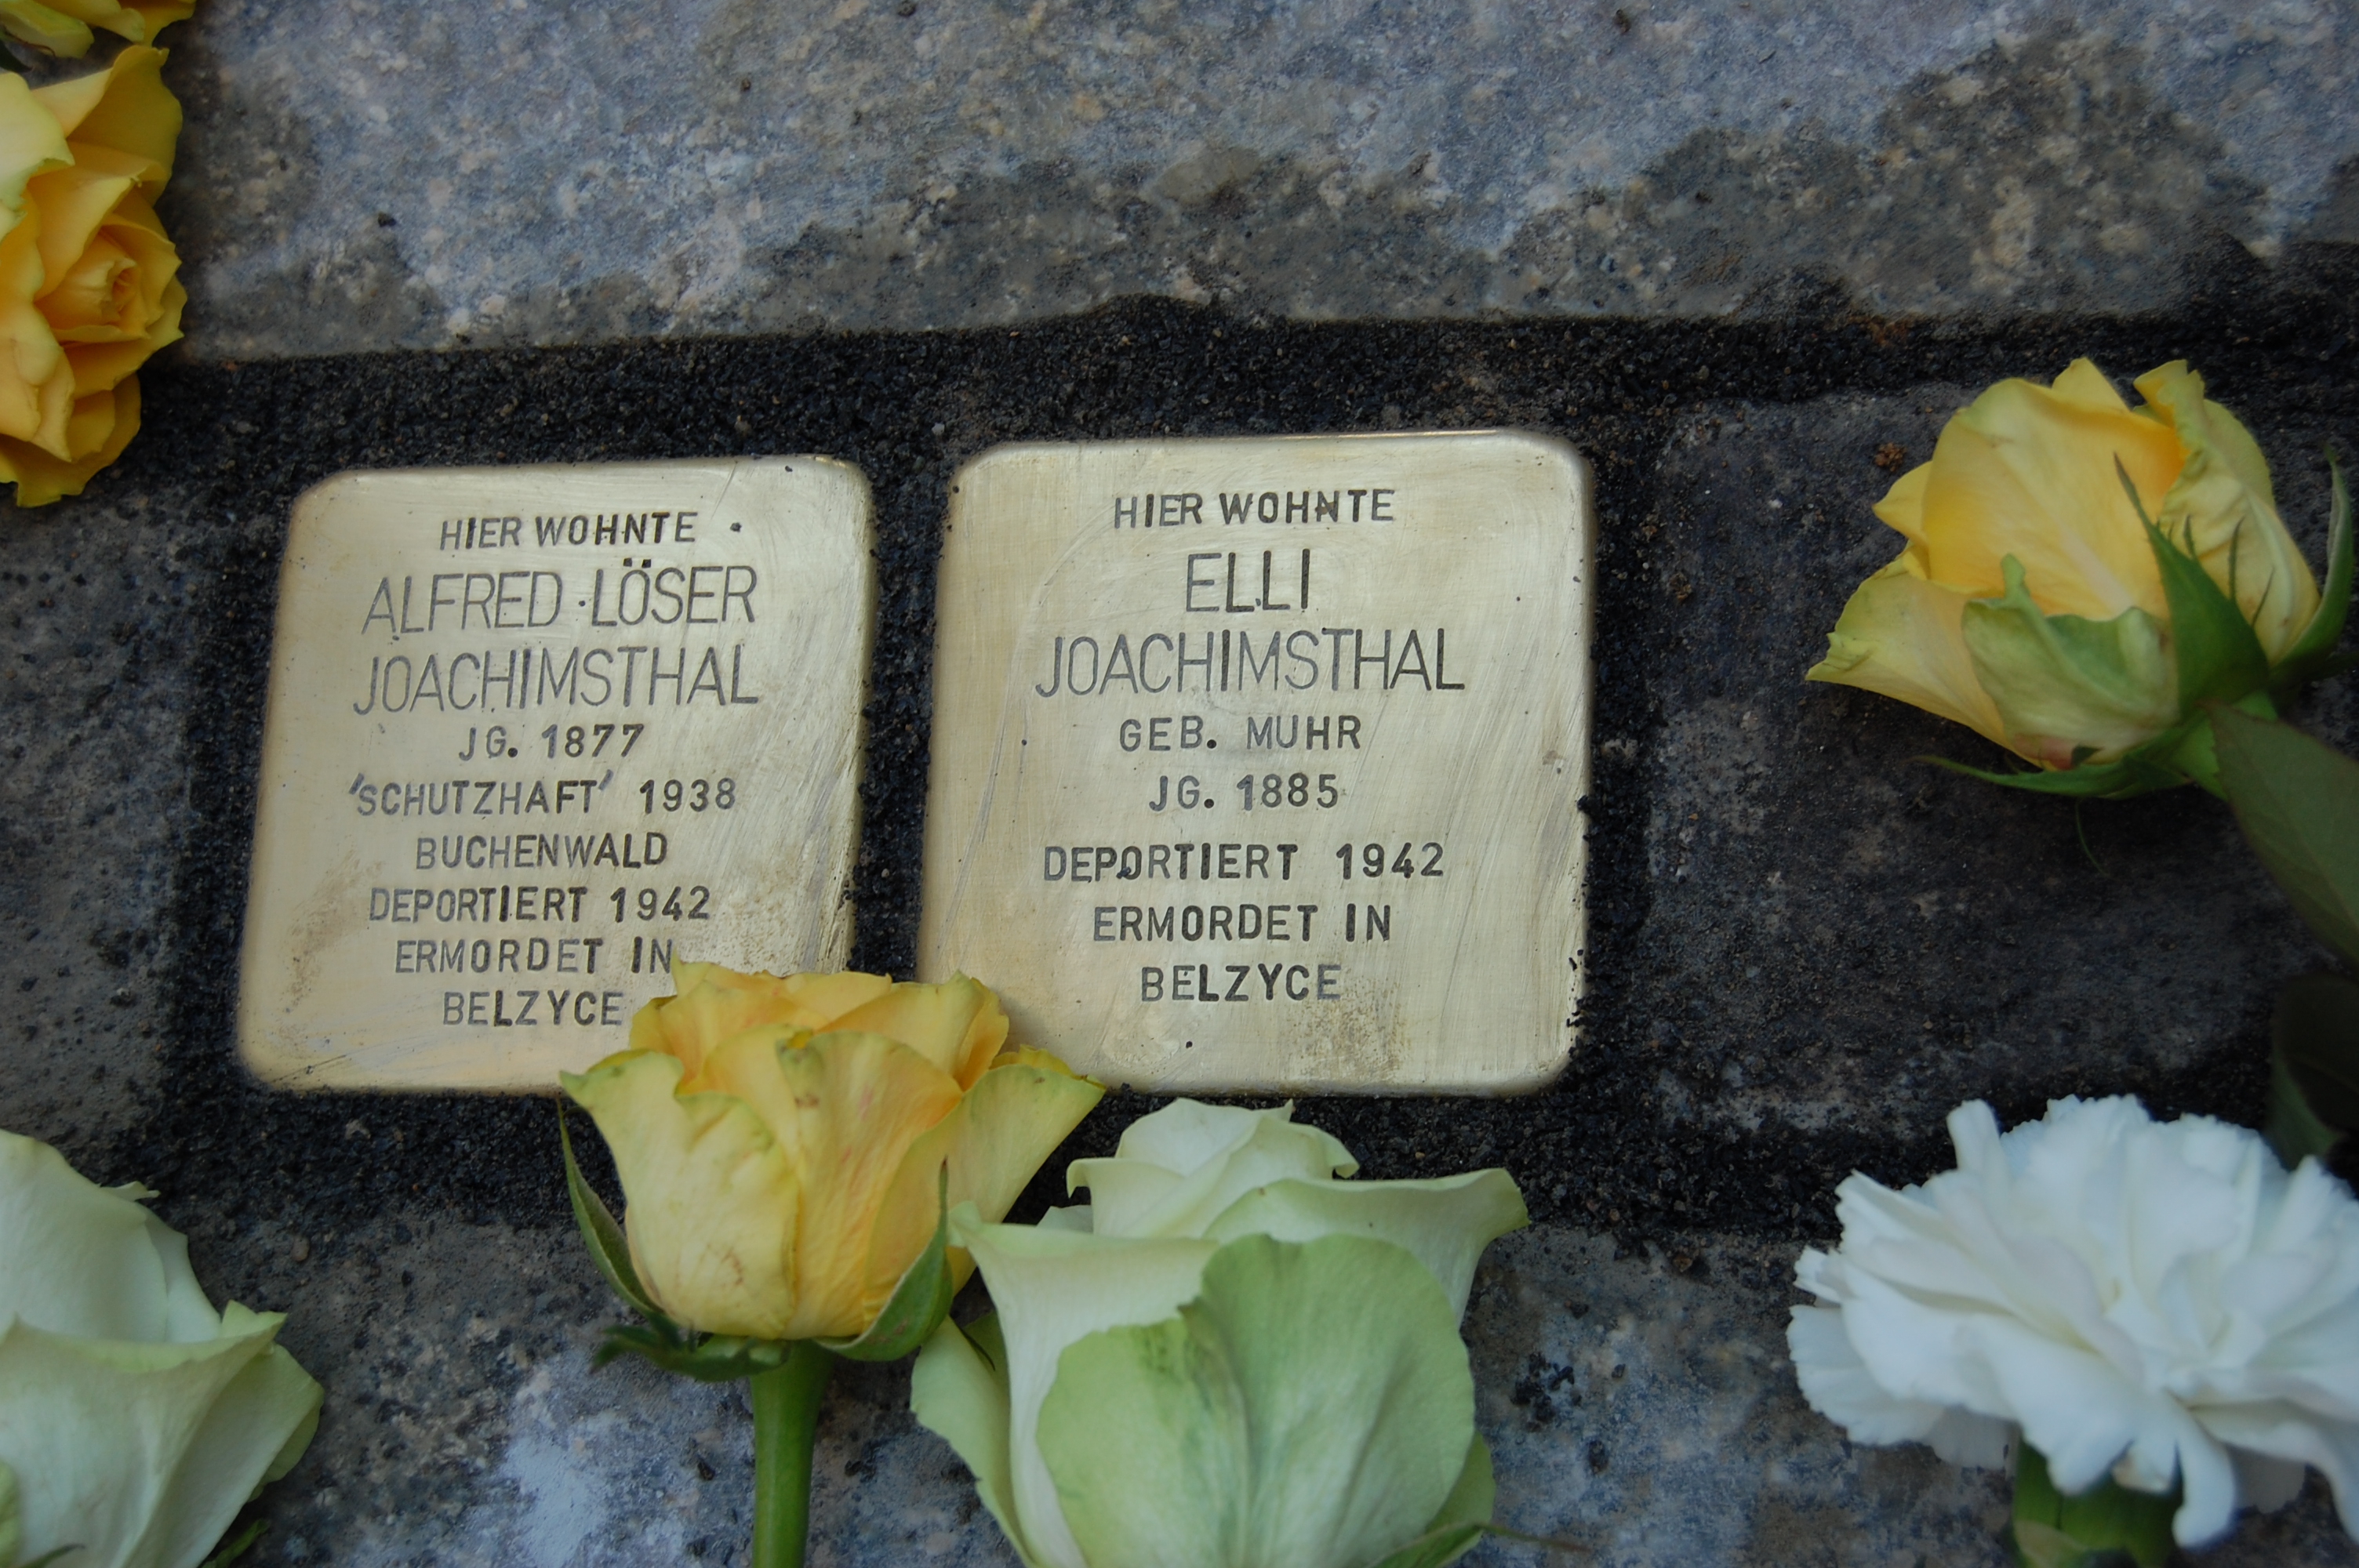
1789, 1095, 2359, 1548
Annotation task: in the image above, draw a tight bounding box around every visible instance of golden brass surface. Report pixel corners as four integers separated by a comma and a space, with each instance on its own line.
238, 459, 874, 1091
921, 432, 1593, 1093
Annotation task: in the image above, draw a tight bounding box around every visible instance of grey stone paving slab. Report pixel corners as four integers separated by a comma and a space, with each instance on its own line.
158, 0, 2359, 358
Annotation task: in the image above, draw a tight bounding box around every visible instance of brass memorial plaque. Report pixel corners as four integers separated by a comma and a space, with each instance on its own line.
238, 458, 874, 1091
921, 432, 1593, 1093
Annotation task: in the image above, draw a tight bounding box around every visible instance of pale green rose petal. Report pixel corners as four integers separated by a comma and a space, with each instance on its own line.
0, 1457, 20, 1568
1959, 555, 2180, 766
952, 1210, 1219, 1568
1038, 1233, 1475, 1568
1201, 1168, 1528, 1322
0, 1314, 322, 1568
1070, 1102, 1356, 1239
1429, 1434, 1496, 1555
1365, 1436, 1496, 1568
216, 1305, 324, 1490
0, 1129, 218, 1344
2135, 361, 2322, 662
911, 1315, 1038, 1568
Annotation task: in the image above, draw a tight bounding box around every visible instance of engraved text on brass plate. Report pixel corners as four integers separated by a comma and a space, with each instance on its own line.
920, 432, 1593, 1093
238, 458, 874, 1091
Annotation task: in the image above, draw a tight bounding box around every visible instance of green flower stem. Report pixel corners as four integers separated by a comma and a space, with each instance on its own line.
2010, 1443, 2176, 1568
750, 1343, 835, 1568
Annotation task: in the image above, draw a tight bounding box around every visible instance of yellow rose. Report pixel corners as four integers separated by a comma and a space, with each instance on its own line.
562, 964, 1103, 1342
0, 0, 193, 57
0, 44, 185, 506
1808, 360, 2350, 794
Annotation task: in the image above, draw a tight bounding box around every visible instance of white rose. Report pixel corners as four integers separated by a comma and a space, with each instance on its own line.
0, 1130, 322, 1568
1789, 1095, 2359, 1548
912, 1100, 1527, 1568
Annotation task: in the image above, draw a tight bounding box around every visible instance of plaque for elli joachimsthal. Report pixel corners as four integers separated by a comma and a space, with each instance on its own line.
921, 432, 1594, 1093
238, 459, 874, 1091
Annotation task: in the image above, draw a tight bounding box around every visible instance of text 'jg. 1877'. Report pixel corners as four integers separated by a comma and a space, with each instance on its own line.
237, 457, 875, 1092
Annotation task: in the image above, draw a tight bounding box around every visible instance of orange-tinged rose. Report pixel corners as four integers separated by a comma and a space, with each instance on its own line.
1808, 360, 2339, 781
0, 44, 184, 506
562, 964, 1103, 1342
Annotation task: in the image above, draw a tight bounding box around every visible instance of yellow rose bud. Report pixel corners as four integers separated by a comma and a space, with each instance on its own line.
562, 964, 1103, 1343
1809, 359, 2346, 789
0, 43, 185, 506
0, 0, 194, 57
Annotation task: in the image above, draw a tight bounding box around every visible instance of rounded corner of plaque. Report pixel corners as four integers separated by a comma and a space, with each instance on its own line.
948, 441, 1055, 492
289, 468, 375, 524
1493, 1053, 1574, 1095
1498, 427, 1592, 480
785, 453, 877, 504
231, 1035, 302, 1093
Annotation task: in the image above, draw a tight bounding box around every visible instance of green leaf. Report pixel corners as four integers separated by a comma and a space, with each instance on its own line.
2268, 1046, 2343, 1169
2273, 448, 2355, 689
1039, 1234, 1477, 1568
2276, 971, 2359, 1132
199, 1517, 269, 1568
821, 1166, 957, 1363
2212, 706, 2359, 969
2120, 459, 2273, 707
2010, 1443, 2175, 1568
559, 1105, 666, 1324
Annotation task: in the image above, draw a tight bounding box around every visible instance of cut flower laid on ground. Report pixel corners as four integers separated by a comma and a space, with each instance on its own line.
1809, 359, 2351, 796
0, 34, 191, 505
0, 1127, 320, 1568
562, 962, 1103, 1568
1790, 1094, 2359, 1559
913, 1100, 1531, 1568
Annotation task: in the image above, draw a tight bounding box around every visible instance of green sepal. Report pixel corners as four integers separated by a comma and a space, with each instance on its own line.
2271, 448, 2355, 692
1924, 685, 2280, 801
1364, 1523, 1488, 1568
2119, 459, 2273, 709
2268, 972, 2359, 1167
564, 1102, 785, 1381
594, 1321, 805, 1383
2008, 1443, 2175, 1568
199, 1518, 270, 1568
20, 1550, 81, 1568
559, 1105, 666, 1324
2212, 706, 2359, 969
1923, 752, 2169, 800
820, 1165, 957, 1363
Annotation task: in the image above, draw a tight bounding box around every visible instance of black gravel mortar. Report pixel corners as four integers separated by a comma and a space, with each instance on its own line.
83, 244, 2359, 1255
